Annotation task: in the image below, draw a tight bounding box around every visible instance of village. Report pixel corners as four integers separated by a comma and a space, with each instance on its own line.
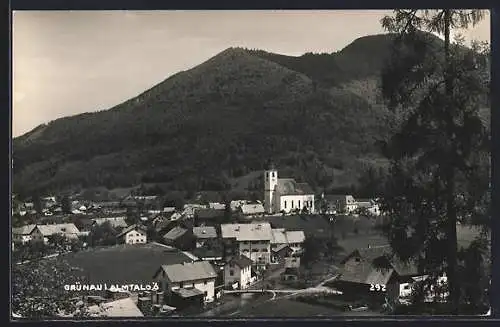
11, 167, 467, 318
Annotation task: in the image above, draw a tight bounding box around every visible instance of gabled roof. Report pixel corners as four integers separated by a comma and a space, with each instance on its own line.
159, 261, 217, 283
240, 204, 265, 215
192, 226, 217, 239
285, 231, 305, 243
172, 287, 204, 298
35, 223, 80, 236
276, 178, 314, 196
163, 226, 188, 241
338, 258, 394, 285
93, 217, 128, 228
271, 229, 288, 244
88, 297, 144, 317
116, 224, 147, 238
221, 223, 273, 241
13, 224, 37, 235
227, 255, 253, 269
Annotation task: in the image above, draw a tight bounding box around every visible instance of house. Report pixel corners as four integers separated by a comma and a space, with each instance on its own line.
355, 199, 381, 216
271, 228, 306, 256
30, 223, 81, 244
191, 246, 224, 265
224, 255, 253, 289
271, 244, 293, 264
153, 261, 218, 306
208, 202, 226, 210
162, 226, 194, 251
282, 267, 300, 281
221, 223, 272, 266
93, 217, 128, 229
116, 224, 148, 244
332, 245, 446, 303
194, 208, 225, 226
88, 297, 144, 317
12, 224, 37, 244
285, 231, 306, 255
230, 200, 248, 212
192, 226, 218, 248
263, 167, 315, 214
323, 194, 358, 214
183, 204, 208, 218
239, 204, 265, 217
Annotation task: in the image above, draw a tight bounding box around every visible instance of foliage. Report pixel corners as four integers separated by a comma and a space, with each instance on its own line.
88, 221, 119, 247
379, 9, 490, 313
12, 259, 89, 318
61, 195, 72, 214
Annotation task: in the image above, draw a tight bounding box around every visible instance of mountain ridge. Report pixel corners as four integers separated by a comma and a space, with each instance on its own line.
12, 32, 488, 197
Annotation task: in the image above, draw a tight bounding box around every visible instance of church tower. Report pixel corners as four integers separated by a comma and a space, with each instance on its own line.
264, 165, 278, 214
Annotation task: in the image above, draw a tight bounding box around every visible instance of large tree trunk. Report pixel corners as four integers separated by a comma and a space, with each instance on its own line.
443, 9, 460, 314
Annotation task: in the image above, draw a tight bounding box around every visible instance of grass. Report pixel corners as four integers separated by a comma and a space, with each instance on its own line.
56, 243, 193, 285
235, 298, 344, 317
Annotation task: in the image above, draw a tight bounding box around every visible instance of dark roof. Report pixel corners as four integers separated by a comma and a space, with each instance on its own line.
116, 224, 147, 238
191, 247, 223, 259
276, 179, 314, 196
228, 255, 253, 269
172, 287, 204, 298
337, 259, 394, 285
341, 245, 392, 264
196, 208, 225, 220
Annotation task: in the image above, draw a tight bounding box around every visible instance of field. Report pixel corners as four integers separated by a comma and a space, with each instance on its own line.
234, 298, 343, 317
58, 242, 193, 285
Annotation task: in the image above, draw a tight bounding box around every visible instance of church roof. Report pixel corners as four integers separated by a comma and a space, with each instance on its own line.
276, 179, 314, 196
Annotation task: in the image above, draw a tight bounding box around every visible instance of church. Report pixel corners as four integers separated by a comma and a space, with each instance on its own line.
263, 168, 315, 214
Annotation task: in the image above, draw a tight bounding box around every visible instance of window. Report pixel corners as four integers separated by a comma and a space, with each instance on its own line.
180, 282, 184, 288
262, 248, 268, 252
284, 201, 287, 209
252, 249, 259, 252
272, 172, 275, 177
204, 280, 208, 285
291, 201, 294, 208
298, 200, 301, 208
229, 270, 234, 276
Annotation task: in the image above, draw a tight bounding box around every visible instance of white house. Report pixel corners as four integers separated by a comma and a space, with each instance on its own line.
12, 224, 37, 244
153, 261, 218, 303
116, 224, 147, 244
221, 223, 273, 266
264, 168, 315, 214
224, 255, 253, 289
30, 223, 81, 244
192, 226, 218, 248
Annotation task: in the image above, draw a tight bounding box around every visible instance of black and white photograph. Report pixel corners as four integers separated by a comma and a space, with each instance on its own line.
11, 9, 491, 318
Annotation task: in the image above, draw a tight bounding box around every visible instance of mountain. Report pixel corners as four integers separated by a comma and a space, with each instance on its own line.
12, 33, 487, 198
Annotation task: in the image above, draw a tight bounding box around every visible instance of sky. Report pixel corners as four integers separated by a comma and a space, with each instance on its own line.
12, 10, 491, 137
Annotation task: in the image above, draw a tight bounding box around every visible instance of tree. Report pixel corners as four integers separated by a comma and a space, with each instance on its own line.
12, 259, 89, 318
61, 195, 72, 214
33, 194, 43, 214
379, 10, 489, 314
89, 221, 118, 247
